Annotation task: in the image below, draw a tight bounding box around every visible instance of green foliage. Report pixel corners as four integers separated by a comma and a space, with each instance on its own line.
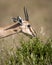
5, 38, 52, 65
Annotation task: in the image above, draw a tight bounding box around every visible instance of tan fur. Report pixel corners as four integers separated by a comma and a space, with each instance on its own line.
0, 7, 37, 38
0, 19, 37, 39
0, 20, 36, 38
0, 23, 21, 38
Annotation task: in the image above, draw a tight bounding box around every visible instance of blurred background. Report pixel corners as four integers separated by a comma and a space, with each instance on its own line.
0, 0, 52, 64
0, 0, 52, 55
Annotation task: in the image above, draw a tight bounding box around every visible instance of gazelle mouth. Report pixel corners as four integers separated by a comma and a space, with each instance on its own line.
29, 27, 37, 37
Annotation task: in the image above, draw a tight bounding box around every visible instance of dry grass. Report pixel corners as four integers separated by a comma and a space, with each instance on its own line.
0, 0, 52, 65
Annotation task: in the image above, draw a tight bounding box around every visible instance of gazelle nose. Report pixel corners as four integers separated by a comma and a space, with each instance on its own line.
32, 33, 36, 37
33, 30, 37, 37
29, 27, 37, 37
31, 32, 37, 37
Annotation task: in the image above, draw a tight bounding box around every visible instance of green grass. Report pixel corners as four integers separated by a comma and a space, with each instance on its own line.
4, 37, 52, 65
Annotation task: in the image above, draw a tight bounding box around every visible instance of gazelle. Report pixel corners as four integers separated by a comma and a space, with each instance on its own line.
0, 7, 36, 38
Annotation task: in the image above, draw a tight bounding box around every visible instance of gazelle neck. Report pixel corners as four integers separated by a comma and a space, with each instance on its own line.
0, 23, 21, 38
1, 22, 21, 31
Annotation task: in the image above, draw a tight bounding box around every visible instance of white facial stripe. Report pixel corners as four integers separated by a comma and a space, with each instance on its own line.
28, 27, 36, 36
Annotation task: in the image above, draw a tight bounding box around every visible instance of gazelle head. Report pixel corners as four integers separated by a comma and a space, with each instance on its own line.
12, 7, 37, 37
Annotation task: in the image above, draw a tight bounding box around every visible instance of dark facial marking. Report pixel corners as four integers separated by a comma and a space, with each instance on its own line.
27, 25, 31, 27
14, 30, 17, 32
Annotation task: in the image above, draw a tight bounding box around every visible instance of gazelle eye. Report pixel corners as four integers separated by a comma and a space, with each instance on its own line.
27, 25, 31, 27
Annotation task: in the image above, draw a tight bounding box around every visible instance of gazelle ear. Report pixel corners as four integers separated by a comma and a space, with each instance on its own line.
17, 16, 23, 24
12, 16, 23, 24
12, 17, 17, 22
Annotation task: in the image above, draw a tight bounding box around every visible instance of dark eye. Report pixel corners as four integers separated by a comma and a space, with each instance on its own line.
27, 25, 31, 27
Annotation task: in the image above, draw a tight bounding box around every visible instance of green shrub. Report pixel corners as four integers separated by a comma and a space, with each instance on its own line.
5, 38, 52, 65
